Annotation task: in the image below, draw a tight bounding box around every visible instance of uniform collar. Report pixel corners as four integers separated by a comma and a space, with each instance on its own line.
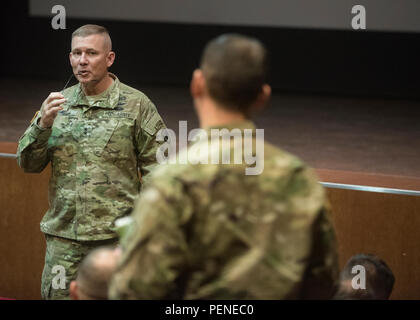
187, 119, 259, 150
71, 73, 120, 109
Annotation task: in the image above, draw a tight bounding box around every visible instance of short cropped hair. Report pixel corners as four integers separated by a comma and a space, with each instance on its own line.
334, 254, 395, 300
200, 34, 268, 114
76, 246, 118, 299
72, 24, 112, 51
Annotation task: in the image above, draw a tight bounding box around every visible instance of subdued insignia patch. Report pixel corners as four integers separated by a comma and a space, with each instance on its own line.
117, 96, 127, 107
30, 111, 39, 124
144, 114, 163, 136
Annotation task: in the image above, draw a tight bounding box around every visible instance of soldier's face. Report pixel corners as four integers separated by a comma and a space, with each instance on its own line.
70, 34, 115, 85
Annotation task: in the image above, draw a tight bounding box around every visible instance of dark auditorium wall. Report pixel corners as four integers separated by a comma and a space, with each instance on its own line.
1, 1, 420, 99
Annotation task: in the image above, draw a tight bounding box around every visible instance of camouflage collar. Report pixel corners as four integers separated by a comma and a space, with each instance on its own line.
186, 119, 258, 149
70, 73, 120, 109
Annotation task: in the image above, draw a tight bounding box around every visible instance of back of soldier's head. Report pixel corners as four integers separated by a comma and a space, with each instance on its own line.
335, 254, 395, 300
200, 34, 268, 115
76, 246, 119, 300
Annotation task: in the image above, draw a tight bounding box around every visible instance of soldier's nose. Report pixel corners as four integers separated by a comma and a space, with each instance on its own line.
79, 53, 88, 65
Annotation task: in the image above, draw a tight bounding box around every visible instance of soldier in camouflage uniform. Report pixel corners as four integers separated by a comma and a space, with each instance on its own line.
17, 25, 166, 299
109, 34, 339, 299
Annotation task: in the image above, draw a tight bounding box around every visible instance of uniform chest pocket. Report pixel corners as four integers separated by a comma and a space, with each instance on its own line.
48, 115, 78, 172
84, 118, 120, 157
100, 118, 135, 160
49, 115, 79, 151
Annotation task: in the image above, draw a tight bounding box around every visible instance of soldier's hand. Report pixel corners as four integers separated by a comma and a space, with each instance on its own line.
39, 92, 67, 128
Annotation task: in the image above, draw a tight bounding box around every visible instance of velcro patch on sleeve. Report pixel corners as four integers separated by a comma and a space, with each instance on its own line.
144, 113, 164, 136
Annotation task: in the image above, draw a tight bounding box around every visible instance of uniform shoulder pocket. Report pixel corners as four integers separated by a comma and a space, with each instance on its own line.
143, 112, 165, 136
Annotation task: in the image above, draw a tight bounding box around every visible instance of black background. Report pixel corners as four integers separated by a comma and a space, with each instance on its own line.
1, 1, 419, 99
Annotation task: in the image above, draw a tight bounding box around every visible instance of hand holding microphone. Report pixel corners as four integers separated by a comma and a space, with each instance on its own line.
38, 92, 67, 129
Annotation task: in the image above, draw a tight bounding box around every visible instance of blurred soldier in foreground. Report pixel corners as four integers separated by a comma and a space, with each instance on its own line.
70, 247, 121, 300
109, 34, 339, 299
333, 254, 395, 300
17, 24, 166, 299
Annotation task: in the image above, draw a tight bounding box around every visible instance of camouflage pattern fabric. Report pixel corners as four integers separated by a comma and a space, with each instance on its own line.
109, 120, 339, 300
17, 73, 166, 241
41, 234, 118, 300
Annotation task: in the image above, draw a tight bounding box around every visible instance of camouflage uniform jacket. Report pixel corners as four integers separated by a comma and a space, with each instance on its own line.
109, 120, 339, 299
17, 73, 166, 241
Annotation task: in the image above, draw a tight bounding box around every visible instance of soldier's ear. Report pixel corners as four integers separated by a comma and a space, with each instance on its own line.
255, 84, 271, 110
260, 84, 271, 106
106, 51, 116, 68
248, 84, 271, 116
69, 280, 79, 300
190, 69, 206, 99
